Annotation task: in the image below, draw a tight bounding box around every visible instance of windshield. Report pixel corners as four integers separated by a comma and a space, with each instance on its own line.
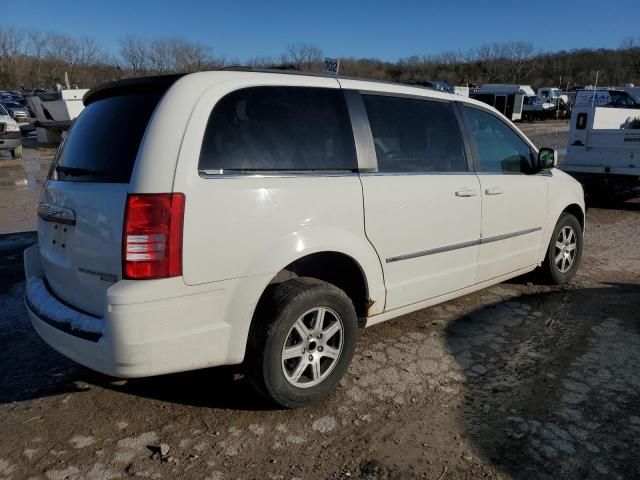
610, 91, 637, 106
0, 104, 9, 116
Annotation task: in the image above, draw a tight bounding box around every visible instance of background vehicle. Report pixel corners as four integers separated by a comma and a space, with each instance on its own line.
26, 88, 87, 143
573, 88, 640, 108
537, 87, 570, 117
1, 100, 30, 120
0, 103, 23, 158
24, 71, 585, 408
537, 87, 568, 106
412, 80, 454, 94
522, 95, 555, 121
563, 104, 640, 200
470, 84, 534, 121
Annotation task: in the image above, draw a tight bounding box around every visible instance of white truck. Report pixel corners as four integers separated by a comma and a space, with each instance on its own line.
522, 95, 555, 121
562, 104, 640, 200
538, 88, 568, 106
537, 87, 570, 117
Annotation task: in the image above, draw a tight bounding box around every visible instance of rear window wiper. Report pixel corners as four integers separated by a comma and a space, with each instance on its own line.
55, 165, 120, 179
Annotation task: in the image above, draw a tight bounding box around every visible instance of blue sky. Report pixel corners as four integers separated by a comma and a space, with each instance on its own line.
5, 0, 638, 61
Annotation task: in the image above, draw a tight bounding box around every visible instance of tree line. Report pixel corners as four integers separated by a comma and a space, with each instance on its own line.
1, 26, 639, 91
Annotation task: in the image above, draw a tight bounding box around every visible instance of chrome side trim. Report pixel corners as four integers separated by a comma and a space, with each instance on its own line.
387, 238, 480, 263
386, 227, 542, 263
37, 203, 76, 225
480, 227, 541, 245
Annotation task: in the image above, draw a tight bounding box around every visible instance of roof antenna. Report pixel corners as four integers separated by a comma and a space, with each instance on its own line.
591, 71, 599, 107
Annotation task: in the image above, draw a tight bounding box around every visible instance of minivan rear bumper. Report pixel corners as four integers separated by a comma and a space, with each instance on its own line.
24, 243, 260, 378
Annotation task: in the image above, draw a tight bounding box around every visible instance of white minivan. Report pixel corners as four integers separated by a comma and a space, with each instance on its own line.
24, 70, 585, 407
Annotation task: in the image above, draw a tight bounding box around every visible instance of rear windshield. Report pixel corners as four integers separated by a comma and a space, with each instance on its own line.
50, 92, 164, 183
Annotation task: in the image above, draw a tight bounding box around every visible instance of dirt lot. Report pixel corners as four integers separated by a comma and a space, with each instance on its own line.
0, 137, 55, 235
1, 121, 640, 480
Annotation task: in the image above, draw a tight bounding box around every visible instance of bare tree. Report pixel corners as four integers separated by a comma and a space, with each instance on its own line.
26, 30, 47, 87
286, 43, 323, 71
504, 41, 535, 83
172, 38, 215, 72
119, 35, 148, 75
0, 27, 26, 87
2, 26, 640, 92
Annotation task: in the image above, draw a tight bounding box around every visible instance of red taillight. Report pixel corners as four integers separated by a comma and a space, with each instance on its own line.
122, 193, 185, 280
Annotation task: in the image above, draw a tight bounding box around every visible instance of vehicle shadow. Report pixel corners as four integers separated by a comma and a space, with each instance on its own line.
445, 282, 640, 480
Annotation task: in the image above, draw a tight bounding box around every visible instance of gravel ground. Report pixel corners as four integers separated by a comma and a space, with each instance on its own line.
0, 137, 55, 235
2, 120, 640, 480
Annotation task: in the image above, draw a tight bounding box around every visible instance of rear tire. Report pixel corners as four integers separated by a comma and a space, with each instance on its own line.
247, 277, 358, 408
542, 212, 583, 284
10, 146, 22, 159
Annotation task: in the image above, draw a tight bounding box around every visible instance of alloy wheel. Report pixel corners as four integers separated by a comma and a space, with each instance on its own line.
281, 307, 344, 388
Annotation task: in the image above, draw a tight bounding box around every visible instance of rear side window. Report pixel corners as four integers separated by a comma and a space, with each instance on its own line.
198, 87, 357, 173
50, 92, 164, 183
362, 95, 467, 173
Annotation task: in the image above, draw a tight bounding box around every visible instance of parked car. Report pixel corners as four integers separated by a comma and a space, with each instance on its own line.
24, 71, 585, 407
0, 103, 22, 158
1, 100, 30, 120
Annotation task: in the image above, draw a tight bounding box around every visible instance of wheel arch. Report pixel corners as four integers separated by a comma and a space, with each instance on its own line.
243, 250, 379, 363
256, 250, 374, 321
538, 200, 586, 264
562, 203, 585, 231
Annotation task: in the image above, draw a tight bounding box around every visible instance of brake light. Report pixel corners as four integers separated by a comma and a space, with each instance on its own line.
123, 193, 185, 279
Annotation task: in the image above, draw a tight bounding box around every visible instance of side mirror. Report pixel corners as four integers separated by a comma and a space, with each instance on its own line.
538, 147, 558, 170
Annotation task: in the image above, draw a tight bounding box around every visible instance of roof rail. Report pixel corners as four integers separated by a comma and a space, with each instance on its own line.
86, 68, 459, 103
214, 66, 457, 95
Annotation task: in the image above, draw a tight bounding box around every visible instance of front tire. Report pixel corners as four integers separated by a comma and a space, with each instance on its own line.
247, 277, 358, 408
542, 212, 583, 284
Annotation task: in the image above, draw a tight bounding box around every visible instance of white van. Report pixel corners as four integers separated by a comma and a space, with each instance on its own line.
24, 71, 585, 407
573, 89, 640, 108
